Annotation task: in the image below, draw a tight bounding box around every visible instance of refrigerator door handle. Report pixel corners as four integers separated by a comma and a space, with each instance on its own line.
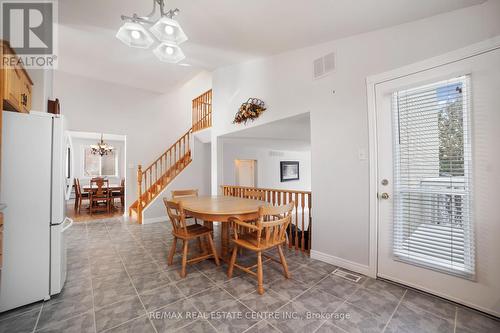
61, 218, 73, 233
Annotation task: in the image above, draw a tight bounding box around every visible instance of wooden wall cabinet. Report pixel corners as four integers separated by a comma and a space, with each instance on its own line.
1, 41, 33, 113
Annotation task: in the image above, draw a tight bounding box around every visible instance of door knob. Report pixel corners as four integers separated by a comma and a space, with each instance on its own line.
379, 193, 390, 200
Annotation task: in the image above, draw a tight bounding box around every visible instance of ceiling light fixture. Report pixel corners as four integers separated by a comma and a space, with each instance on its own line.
91, 134, 114, 156
116, 0, 187, 63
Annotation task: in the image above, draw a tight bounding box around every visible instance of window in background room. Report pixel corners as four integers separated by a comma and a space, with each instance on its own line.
84, 147, 117, 177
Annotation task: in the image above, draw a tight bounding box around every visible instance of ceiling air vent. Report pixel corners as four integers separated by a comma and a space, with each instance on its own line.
269, 151, 285, 157
313, 52, 335, 80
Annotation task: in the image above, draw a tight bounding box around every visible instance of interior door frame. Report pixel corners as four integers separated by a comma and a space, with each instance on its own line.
365, 35, 500, 279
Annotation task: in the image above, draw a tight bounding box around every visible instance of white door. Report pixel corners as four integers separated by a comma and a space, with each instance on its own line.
375, 47, 500, 316
235, 160, 257, 187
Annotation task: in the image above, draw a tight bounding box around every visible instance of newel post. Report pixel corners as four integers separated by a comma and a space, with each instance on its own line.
137, 165, 143, 224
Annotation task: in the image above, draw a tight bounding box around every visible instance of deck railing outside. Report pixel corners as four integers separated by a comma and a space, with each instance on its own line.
221, 185, 312, 254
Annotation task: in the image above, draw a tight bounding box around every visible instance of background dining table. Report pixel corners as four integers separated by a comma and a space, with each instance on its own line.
173, 195, 270, 259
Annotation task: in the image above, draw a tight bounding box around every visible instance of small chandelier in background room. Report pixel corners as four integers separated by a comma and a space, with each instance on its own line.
91, 134, 114, 156
116, 0, 188, 63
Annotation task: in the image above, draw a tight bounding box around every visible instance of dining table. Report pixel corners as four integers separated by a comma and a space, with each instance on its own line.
173, 195, 270, 259
83, 184, 122, 192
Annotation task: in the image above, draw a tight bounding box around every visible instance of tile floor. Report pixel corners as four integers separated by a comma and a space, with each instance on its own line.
0, 217, 499, 333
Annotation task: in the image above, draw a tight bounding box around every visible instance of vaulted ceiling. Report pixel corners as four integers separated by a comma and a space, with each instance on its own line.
58, 0, 485, 93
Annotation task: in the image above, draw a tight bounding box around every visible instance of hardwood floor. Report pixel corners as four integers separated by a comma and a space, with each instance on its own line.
66, 199, 124, 222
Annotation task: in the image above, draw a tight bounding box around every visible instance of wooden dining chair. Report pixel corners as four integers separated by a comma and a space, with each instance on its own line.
243, 189, 266, 201
171, 189, 201, 224
112, 178, 125, 207
163, 198, 219, 278
171, 189, 199, 199
73, 178, 88, 213
227, 202, 294, 294
89, 178, 112, 215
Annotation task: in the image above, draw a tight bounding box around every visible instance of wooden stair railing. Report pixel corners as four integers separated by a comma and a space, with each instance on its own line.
192, 89, 212, 132
222, 185, 312, 254
130, 90, 213, 224
129, 129, 193, 223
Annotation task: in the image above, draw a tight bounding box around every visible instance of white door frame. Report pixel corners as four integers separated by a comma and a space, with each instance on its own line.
365, 35, 500, 279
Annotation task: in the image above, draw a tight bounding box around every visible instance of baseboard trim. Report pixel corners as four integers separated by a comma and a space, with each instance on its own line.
142, 216, 168, 224
310, 250, 371, 276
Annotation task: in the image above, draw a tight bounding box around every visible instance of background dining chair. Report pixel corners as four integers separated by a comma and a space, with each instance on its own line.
163, 198, 219, 278
112, 178, 125, 208
89, 178, 111, 215
73, 178, 89, 213
227, 201, 294, 294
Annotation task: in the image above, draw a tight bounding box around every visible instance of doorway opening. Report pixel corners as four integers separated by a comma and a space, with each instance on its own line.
66, 131, 127, 222
235, 159, 257, 187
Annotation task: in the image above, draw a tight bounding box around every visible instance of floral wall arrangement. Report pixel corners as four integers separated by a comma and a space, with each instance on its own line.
233, 98, 266, 124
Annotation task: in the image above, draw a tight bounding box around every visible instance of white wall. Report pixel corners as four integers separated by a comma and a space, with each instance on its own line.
211, 1, 500, 269
54, 70, 212, 219
222, 138, 311, 191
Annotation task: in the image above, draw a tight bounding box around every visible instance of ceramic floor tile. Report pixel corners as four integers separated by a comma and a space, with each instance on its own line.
347, 287, 401, 322
37, 293, 94, 330
0, 301, 42, 322
93, 280, 137, 308
244, 320, 281, 333
131, 271, 172, 294
362, 279, 406, 300
316, 275, 360, 299
316, 320, 348, 333
268, 277, 309, 300
94, 296, 145, 332
139, 283, 184, 311
176, 319, 217, 333
455, 306, 500, 333
333, 302, 387, 333
239, 290, 289, 313
384, 303, 454, 333
0, 308, 40, 333
35, 311, 94, 333
103, 315, 155, 333
294, 286, 344, 313
175, 274, 215, 297
289, 265, 328, 286
149, 298, 198, 333
267, 301, 325, 333
402, 290, 456, 320
207, 300, 259, 333
222, 276, 259, 299
188, 286, 235, 313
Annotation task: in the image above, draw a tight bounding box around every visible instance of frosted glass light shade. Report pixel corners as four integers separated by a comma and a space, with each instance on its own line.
116, 22, 154, 48
153, 43, 185, 63
149, 17, 188, 45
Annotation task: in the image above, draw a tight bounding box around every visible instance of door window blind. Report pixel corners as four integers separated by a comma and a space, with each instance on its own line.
392, 76, 474, 279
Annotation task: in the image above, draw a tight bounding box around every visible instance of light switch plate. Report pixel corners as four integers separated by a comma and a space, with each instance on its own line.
358, 148, 368, 160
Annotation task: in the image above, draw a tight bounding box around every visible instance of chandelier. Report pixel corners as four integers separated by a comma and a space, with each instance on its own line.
91, 134, 114, 156
116, 0, 188, 64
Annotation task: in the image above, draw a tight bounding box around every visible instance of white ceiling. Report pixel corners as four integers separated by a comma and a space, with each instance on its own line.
58, 0, 485, 93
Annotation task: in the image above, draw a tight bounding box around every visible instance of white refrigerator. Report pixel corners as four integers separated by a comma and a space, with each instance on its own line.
0, 111, 73, 312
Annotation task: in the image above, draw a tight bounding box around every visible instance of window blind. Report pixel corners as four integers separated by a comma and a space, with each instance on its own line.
392, 76, 474, 279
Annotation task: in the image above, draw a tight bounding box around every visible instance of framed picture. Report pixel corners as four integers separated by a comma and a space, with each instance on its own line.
280, 161, 299, 182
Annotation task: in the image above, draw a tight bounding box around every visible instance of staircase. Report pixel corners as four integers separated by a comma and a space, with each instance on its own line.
129, 89, 212, 224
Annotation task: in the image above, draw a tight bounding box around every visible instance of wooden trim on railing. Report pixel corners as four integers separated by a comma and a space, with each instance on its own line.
221, 185, 312, 254
192, 89, 212, 132
132, 129, 193, 224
